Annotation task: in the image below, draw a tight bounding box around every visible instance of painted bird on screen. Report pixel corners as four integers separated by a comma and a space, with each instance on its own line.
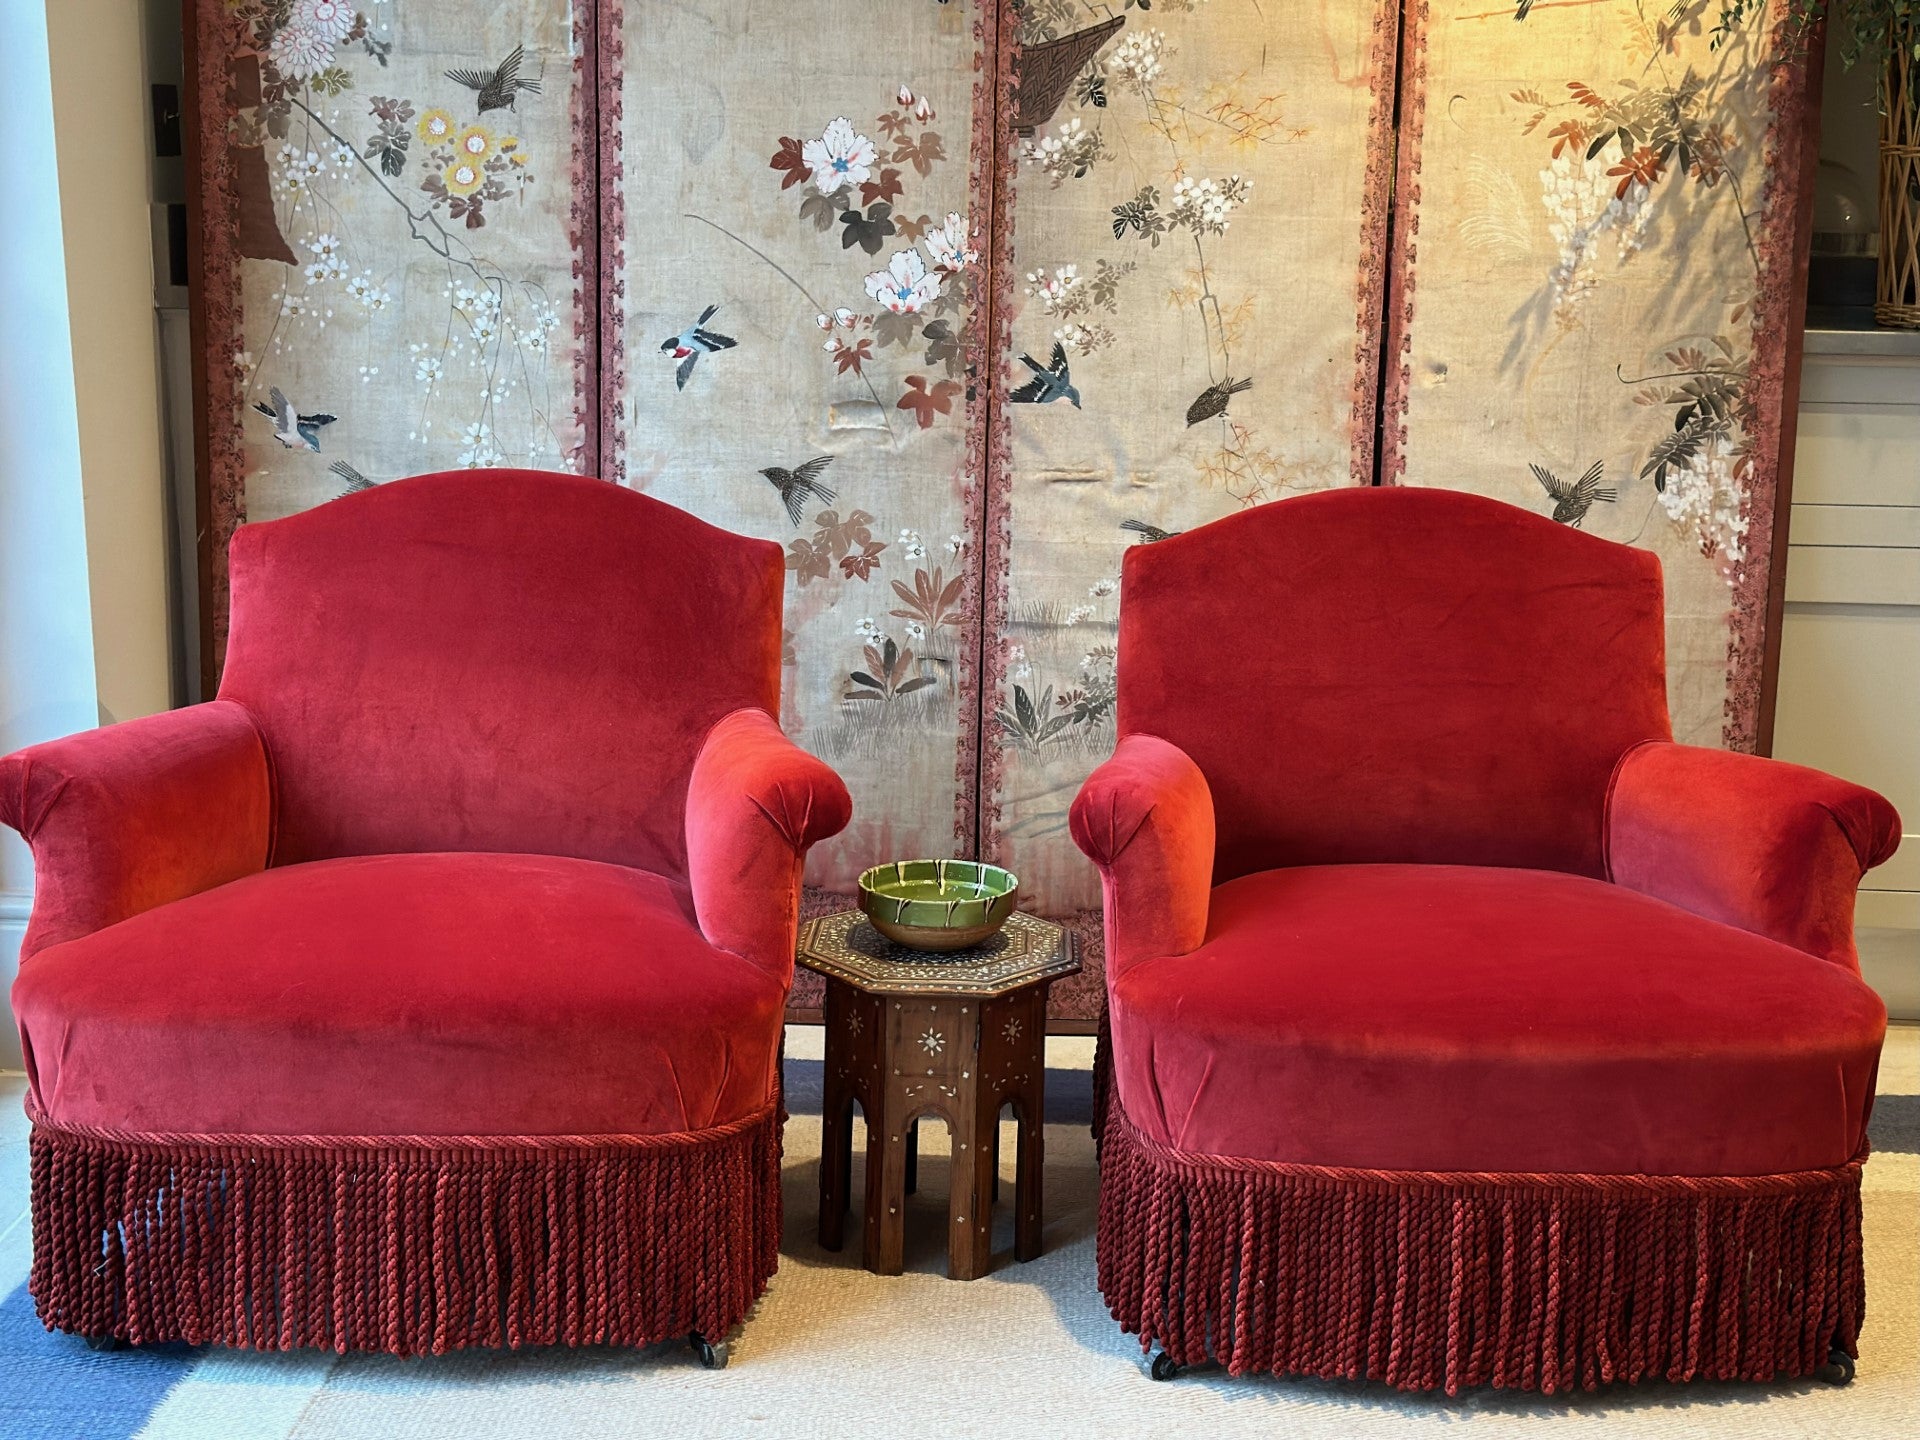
759, 455, 837, 527
660, 305, 737, 391
1186, 375, 1252, 426
445, 46, 541, 114
252, 388, 336, 452
1010, 342, 1081, 407
1530, 460, 1617, 528
1120, 519, 1181, 543
329, 460, 376, 494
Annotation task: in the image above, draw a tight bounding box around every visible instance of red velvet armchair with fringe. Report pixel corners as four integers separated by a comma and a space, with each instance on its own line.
0, 470, 850, 1359
1072, 486, 1899, 1395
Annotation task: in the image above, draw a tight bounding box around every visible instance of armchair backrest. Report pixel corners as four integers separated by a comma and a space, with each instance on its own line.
218, 470, 783, 876
1117, 486, 1671, 882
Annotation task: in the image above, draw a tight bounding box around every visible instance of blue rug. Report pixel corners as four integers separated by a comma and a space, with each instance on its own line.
0, 1284, 199, 1440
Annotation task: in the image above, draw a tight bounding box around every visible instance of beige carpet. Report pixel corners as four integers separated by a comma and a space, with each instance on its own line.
2, 1026, 1914, 1438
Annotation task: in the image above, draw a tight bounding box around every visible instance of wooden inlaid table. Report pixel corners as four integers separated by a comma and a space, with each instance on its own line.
797, 909, 1078, 1280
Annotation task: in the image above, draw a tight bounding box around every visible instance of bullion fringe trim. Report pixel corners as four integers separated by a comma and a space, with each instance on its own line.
1096, 1086, 1867, 1394
26, 1101, 784, 1355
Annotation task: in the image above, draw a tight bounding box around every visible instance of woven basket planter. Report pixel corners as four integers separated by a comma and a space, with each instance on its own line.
1879, 24, 1920, 327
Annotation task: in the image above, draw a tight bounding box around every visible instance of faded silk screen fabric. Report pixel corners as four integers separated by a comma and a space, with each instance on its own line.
193, 0, 1817, 1019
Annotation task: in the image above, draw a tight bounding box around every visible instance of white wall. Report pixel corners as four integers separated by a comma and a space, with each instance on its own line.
46, 0, 174, 725
0, 2, 100, 1066
1774, 350, 1920, 1019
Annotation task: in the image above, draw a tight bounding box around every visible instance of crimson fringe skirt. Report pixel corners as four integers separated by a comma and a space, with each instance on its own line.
1095, 1083, 1867, 1393
25, 1099, 784, 1354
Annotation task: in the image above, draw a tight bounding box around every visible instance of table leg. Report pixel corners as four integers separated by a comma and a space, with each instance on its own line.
1014, 985, 1048, 1262
949, 1103, 998, 1281
818, 1083, 851, 1252
863, 1109, 910, 1276
819, 981, 865, 1253
1014, 1091, 1046, 1262
904, 1117, 918, 1195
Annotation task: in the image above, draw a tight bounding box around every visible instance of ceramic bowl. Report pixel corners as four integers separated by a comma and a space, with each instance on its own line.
857, 859, 1019, 953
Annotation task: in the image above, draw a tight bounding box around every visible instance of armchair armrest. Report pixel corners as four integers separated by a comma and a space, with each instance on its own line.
1069, 733, 1215, 977
686, 708, 852, 981
0, 701, 272, 959
1605, 740, 1901, 970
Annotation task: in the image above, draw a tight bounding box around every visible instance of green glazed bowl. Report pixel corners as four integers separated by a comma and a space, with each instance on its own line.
857, 859, 1020, 953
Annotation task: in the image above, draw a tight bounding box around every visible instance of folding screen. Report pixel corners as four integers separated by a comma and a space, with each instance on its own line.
190, 1, 1820, 1025
1382, 0, 1818, 751
600, 0, 991, 901
188, 0, 595, 661
977, 0, 1398, 963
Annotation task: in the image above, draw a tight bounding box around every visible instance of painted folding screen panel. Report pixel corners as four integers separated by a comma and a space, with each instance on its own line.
602, 0, 994, 896
980, 0, 1399, 979
1383, 1, 1815, 750
191, 1, 595, 661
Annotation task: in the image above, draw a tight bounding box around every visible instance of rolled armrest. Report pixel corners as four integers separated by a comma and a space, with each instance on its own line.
1069, 733, 1215, 977
686, 707, 852, 980
0, 701, 272, 958
1605, 740, 1901, 970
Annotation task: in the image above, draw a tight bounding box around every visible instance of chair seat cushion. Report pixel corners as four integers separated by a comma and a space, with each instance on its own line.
13, 853, 786, 1138
1109, 864, 1886, 1177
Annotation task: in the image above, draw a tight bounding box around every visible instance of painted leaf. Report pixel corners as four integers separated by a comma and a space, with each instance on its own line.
833, 338, 874, 375
815, 508, 876, 560
860, 167, 905, 208
892, 130, 945, 176
921, 319, 959, 373
897, 374, 960, 428
840, 203, 896, 254
890, 565, 965, 630
770, 136, 809, 190
840, 540, 888, 580
366, 131, 408, 176
1547, 119, 1587, 159
785, 538, 830, 584
872, 310, 922, 350
798, 186, 840, 231
1606, 145, 1664, 199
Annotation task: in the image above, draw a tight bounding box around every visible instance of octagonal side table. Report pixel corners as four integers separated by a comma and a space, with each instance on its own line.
797, 909, 1078, 1280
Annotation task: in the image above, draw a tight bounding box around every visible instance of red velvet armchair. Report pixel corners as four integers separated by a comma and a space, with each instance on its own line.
0, 470, 850, 1361
1072, 487, 1899, 1394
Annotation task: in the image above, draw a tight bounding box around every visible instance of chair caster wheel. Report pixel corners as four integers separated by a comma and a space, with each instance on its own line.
690, 1332, 729, 1370
1148, 1348, 1182, 1382
83, 1334, 126, 1352
1818, 1347, 1855, 1386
